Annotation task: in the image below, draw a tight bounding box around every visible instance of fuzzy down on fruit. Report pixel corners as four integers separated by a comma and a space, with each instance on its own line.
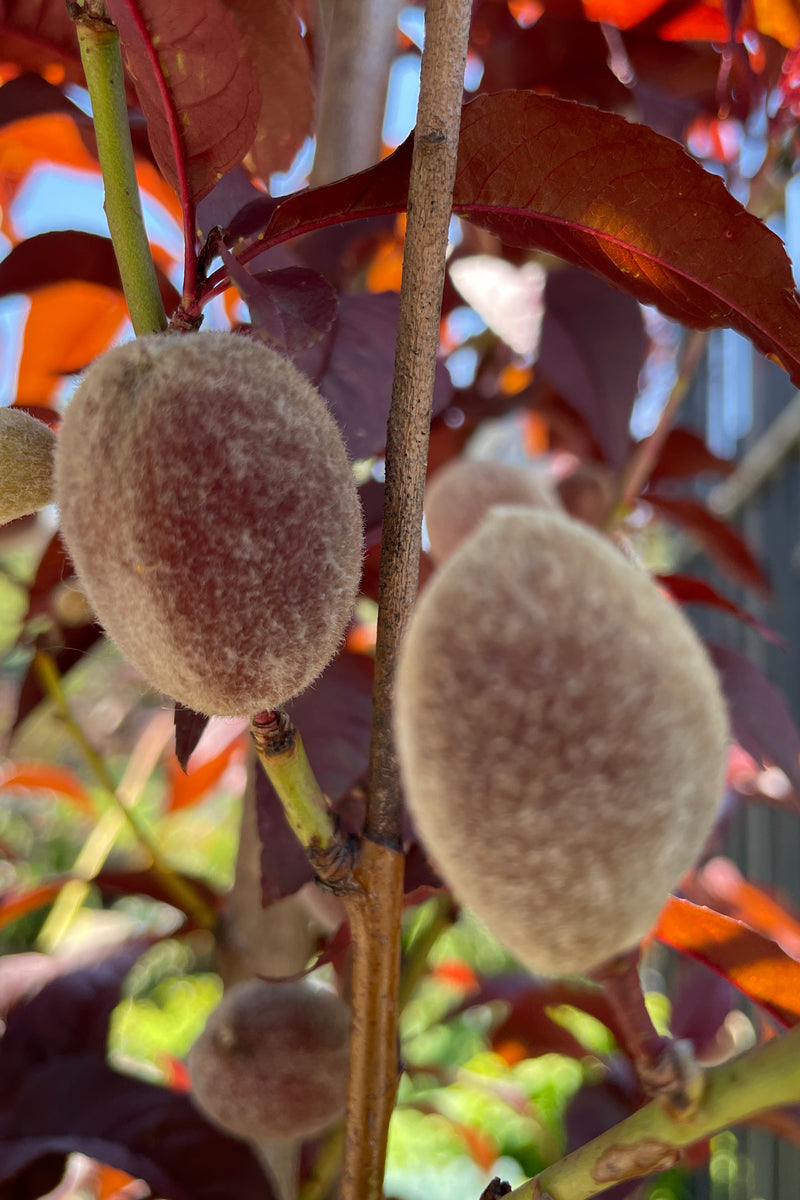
424, 457, 560, 563
55, 332, 363, 716
0, 407, 56, 523
395, 507, 729, 977
188, 979, 350, 1140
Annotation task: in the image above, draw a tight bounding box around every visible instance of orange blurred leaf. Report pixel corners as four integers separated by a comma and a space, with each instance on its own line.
16, 282, 127, 404
166, 728, 245, 811
0, 881, 62, 929
693, 858, 800, 958
655, 896, 800, 1027
0, 760, 93, 811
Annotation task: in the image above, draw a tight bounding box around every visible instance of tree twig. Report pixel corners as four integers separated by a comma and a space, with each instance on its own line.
70, 1, 167, 335
337, 3, 472, 1199
508, 1023, 800, 1200
366, 0, 471, 849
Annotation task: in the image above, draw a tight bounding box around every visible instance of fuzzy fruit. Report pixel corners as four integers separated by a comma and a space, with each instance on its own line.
188, 979, 350, 1140
395, 507, 728, 977
424, 457, 559, 563
55, 332, 363, 716
0, 407, 56, 523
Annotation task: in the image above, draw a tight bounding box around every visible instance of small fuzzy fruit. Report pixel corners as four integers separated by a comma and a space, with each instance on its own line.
424, 458, 559, 564
0, 407, 56, 523
55, 332, 363, 716
395, 507, 728, 977
188, 979, 350, 1140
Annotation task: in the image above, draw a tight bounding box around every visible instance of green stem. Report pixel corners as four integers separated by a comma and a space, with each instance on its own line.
73, 5, 167, 335
511, 1024, 800, 1200
250, 711, 335, 851
33, 651, 215, 930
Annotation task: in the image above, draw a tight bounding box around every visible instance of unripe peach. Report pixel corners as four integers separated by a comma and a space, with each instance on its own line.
188, 979, 350, 1140
424, 457, 559, 563
0, 407, 56, 523
54, 332, 363, 717
395, 508, 728, 977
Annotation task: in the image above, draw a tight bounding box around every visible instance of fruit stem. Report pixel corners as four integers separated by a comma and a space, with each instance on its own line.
510, 1023, 800, 1200
250, 710, 336, 852
32, 651, 215, 930
71, 1, 167, 336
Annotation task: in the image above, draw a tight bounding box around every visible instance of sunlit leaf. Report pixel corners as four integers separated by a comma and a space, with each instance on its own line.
230, 92, 800, 388
0, 761, 93, 811
655, 896, 800, 1026
106, 0, 261, 203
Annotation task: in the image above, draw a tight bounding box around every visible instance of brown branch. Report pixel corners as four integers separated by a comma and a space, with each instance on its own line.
338, 4, 472, 1199
366, 0, 472, 848
339, 839, 405, 1200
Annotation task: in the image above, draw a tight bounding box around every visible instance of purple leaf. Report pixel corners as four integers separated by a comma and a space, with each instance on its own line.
255, 768, 314, 906
0, 72, 80, 126
318, 293, 452, 460
0, 1057, 274, 1200
0, 942, 148, 1106
223, 255, 339, 368
709, 643, 800, 796
174, 705, 211, 772
669, 955, 734, 1060
536, 267, 648, 470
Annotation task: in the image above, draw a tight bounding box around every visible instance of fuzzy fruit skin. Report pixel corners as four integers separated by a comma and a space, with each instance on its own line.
424, 458, 559, 564
395, 507, 729, 977
55, 332, 363, 717
0, 407, 56, 523
188, 980, 350, 1140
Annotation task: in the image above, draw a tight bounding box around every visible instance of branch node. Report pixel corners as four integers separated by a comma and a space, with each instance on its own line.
592, 1139, 680, 1185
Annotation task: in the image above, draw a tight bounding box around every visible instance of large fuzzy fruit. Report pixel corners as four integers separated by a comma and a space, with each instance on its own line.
424, 457, 559, 563
0, 407, 56, 523
395, 508, 728, 977
188, 979, 350, 1140
55, 333, 363, 716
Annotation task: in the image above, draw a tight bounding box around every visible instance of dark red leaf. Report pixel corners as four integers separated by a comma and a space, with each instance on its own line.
106, 0, 261, 204
220, 0, 313, 181
224, 256, 339, 367
255, 767, 314, 905
228, 92, 800, 387
649, 427, 735, 484
669, 955, 734, 1060
657, 573, 784, 645
0, 1057, 274, 1200
536, 267, 648, 470
318, 293, 452, 460
0, 942, 149, 1103
0, 231, 179, 314
708, 643, 800, 796
93, 868, 221, 925
14, 625, 102, 730
173, 705, 210, 772
0, 1, 83, 84
0, 72, 80, 127
648, 493, 769, 593
655, 896, 800, 1026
